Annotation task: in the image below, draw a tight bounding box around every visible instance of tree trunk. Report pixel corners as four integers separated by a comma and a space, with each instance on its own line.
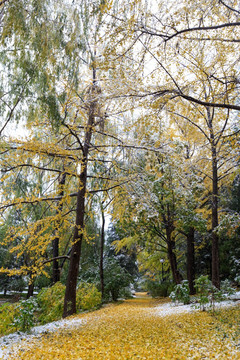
52, 237, 60, 283
52, 173, 66, 284
167, 237, 182, 284
27, 281, 34, 299
163, 209, 182, 284
63, 155, 89, 317
207, 105, 220, 289
211, 150, 220, 288
100, 206, 105, 298
186, 227, 196, 294
63, 83, 97, 318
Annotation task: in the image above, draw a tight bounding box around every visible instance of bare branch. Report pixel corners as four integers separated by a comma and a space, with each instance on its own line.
219, 0, 240, 14
183, 36, 240, 43
0, 79, 31, 136
41, 255, 70, 266
89, 180, 130, 194
1, 163, 77, 177
140, 21, 240, 42
154, 89, 240, 111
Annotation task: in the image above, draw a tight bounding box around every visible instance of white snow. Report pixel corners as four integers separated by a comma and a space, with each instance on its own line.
0, 292, 239, 359
154, 292, 240, 317
0, 317, 86, 360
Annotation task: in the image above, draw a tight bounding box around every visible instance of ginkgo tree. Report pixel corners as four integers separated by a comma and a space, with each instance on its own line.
111, 128, 207, 289
0, 0, 239, 318
110, 0, 240, 288
0, 0, 144, 315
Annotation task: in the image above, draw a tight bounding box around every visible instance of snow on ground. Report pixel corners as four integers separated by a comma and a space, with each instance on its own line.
154, 292, 240, 317
0, 317, 86, 360
0, 292, 239, 359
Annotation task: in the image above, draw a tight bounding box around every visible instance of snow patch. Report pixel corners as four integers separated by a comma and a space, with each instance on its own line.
0, 317, 86, 359
0, 292, 239, 359
154, 292, 240, 317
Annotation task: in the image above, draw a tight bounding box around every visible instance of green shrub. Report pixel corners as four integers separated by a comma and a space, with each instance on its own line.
118, 286, 133, 299
170, 280, 190, 305
220, 279, 235, 297
12, 297, 39, 332
194, 275, 211, 310
104, 260, 133, 301
0, 302, 17, 336
194, 275, 230, 311
37, 282, 65, 324
37, 281, 101, 324
76, 282, 101, 311
146, 280, 174, 298
193, 276, 237, 312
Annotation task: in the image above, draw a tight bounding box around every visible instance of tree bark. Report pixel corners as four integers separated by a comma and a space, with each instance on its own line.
211, 149, 220, 288
186, 227, 196, 294
52, 173, 66, 284
63, 83, 97, 318
100, 205, 105, 298
52, 237, 60, 283
207, 105, 220, 289
27, 281, 34, 299
163, 205, 182, 284
167, 239, 182, 284
166, 224, 182, 284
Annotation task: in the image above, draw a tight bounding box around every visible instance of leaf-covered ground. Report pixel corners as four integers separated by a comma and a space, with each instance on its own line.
3, 296, 240, 359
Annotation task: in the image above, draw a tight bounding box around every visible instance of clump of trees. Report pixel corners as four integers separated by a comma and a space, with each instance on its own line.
0, 0, 239, 320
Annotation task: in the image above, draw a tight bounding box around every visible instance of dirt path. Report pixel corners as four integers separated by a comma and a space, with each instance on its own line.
2, 297, 240, 360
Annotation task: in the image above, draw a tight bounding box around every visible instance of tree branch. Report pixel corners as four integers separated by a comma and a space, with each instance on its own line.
140, 21, 240, 42
41, 255, 70, 266
154, 89, 240, 111
1, 163, 77, 176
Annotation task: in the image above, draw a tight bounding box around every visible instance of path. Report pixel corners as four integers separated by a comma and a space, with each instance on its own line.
1, 296, 240, 359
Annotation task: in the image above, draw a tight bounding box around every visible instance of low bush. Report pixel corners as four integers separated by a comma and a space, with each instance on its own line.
0, 302, 17, 336
146, 280, 174, 298
12, 297, 39, 332
220, 279, 235, 297
37, 281, 101, 324
76, 282, 102, 311
37, 282, 65, 324
104, 260, 133, 301
170, 280, 190, 305
194, 276, 236, 311
118, 286, 134, 299
0, 282, 102, 335
169, 276, 237, 312
194, 275, 212, 310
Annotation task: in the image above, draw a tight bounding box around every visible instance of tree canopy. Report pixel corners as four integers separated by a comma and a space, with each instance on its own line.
0, 0, 239, 315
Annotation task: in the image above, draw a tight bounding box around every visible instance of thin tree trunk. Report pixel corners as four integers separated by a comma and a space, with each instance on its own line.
52, 237, 60, 283
167, 242, 182, 284
186, 227, 196, 294
63, 134, 92, 317
211, 150, 220, 288
100, 205, 105, 298
52, 173, 66, 284
163, 208, 182, 284
167, 236, 182, 284
27, 280, 34, 299
207, 105, 220, 289
63, 80, 97, 318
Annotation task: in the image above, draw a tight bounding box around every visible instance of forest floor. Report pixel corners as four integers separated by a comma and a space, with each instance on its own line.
0, 293, 239, 359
